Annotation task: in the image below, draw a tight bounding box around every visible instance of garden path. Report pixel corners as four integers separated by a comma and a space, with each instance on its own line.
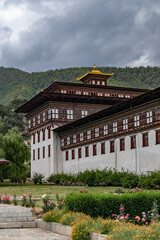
0, 228, 70, 240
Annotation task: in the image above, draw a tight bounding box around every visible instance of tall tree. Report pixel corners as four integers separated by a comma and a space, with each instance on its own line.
3, 127, 30, 170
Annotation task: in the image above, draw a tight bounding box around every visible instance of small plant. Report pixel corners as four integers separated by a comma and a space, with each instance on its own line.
71, 220, 90, 240
43, 208, 64, 222
56, 193, 65, 210
12, 194, 18, 206
32, 172, 44, 184
21, 193, 35, 208
28, 192, 36, 209
112, 203, 129, 222
42, 194, 56, 212
2, 195, 11, 204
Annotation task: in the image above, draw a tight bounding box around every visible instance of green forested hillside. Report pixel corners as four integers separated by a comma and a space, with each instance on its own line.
1, 66, 160, 105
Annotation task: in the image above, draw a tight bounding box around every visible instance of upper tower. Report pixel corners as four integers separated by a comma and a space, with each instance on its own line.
77, 64, 114, 86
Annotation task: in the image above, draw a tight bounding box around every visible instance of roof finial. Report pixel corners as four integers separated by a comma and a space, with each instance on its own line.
93, 64, 96, 70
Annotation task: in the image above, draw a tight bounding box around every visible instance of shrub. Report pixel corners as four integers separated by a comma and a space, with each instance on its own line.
21, 193, 36, 208
65, 192, 160, 219
47, 173, 76, 184
71, 220, 90, 240
55, 193, 65, 210
60, 212, 92, 226
42, 194, 56, 212
121, 173, 139, 188
32, 172, 44, 184
43, 209, 65, 223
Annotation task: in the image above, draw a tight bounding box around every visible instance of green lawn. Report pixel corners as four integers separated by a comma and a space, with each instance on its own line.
0, 183, 118, 207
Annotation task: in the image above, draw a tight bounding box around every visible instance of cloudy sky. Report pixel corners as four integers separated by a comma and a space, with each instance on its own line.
0, 0, 160, 72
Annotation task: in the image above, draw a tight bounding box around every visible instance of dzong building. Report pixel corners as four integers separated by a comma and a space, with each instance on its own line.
16, 65, 160, 177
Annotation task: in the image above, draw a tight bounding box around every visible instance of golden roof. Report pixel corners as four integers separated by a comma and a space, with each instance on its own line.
77, 64, 114, 81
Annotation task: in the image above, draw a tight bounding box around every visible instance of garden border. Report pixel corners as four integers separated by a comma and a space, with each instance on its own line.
35, 219, 108, 240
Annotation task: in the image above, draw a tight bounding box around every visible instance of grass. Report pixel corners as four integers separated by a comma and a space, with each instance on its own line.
0, 182, 118, 207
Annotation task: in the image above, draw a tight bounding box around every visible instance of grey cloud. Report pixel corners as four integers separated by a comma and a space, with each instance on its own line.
1, 0, 160, 71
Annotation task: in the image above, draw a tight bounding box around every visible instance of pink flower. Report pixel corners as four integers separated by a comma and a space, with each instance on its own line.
151, 219, 154, 223
120, 207, 124, 211
142, 218, 145, 222
146, 222, 148, 225
135, 216, 140, 221
112, 214, 114, 217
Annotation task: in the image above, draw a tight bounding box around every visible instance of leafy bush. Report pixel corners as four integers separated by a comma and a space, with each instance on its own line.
47, 173, 76, 184
32, 172, 44, 184
71, 220, 90, 240
121, 173, 139, 188
21, 193, 36, 208
42, 209, 65, 223
65, 192, 160, 219
42, 194, 56, 212
60, 212, 92, 226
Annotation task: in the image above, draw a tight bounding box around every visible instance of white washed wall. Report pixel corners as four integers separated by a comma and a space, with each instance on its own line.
31, 128, 54, 178
62, 128, 160, 174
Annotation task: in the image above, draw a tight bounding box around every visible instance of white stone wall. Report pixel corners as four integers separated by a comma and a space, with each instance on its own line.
62, 128, 160, 174
31, 128, 54, 178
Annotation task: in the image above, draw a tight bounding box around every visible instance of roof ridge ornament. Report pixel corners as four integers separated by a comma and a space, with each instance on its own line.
93, 64, 96, 70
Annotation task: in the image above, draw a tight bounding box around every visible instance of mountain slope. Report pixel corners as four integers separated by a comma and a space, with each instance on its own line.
0, 66, 160, 104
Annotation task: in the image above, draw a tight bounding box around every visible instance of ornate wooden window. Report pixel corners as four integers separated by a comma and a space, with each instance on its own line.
110, 140, 114, 153
38, 115, 40, 124
33, 117, 35, 127
95, 128, 99, 138
123, 118, 128, 130
48, 145, 51, 157
80, 132, 83, 142
85, 146, 89, 157
131, 135, 136, 149
78, 148, 82, 158
93, 144, 97, 156
146, 110, 153, 124
38, 148, 40, 159
73, 134, 76, 143
61, 138, 64, 147
72, 150, 75, 160
43, 147, 45, 158
87, 130, 91, 140
134, 115, 140, 127
103, 125, 108, 135
113, 122, 117, 133
43, 112, 45, 122
82, 110, 88, 118
52, 108, 59, 119
101, 143, 105, 154
156, 130, 160, 144
155, 108, 160, 121
33, 134, 35, 144
33, 150, 35, 161
67, 137, 70, 145
48, 109, 51, 119
120, 138, 125, 151
28, 119, 31, 129
142, 133, 148, 147
65, 151, 69, 161
67, 109, 73, 119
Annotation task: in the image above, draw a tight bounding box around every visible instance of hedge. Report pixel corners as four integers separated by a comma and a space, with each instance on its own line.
47, 169, 160, 189
65, 192, 160, 219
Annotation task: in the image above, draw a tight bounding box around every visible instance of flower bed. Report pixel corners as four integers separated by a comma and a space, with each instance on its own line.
42, 207, 160, 240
